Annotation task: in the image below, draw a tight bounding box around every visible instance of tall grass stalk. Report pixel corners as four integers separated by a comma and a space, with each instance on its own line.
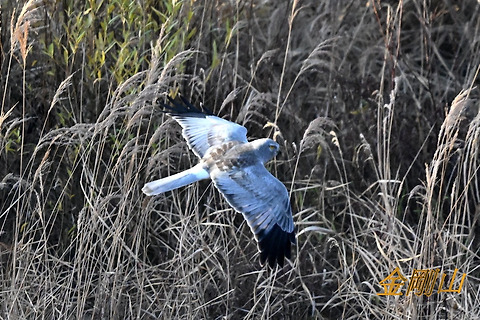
1, 1, 479, 319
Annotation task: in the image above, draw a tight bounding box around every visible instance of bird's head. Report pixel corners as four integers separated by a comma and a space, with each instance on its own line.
253, 138, 280, 164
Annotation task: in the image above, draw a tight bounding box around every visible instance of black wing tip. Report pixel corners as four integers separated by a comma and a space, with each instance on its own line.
160, 94, 213, 116
258, 224, 296, 268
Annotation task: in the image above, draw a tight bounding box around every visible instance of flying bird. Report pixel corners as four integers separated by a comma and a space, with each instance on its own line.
142, 95, 295, 267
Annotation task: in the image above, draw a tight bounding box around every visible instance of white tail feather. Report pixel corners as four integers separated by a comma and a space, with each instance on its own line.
142, 164, 209, 196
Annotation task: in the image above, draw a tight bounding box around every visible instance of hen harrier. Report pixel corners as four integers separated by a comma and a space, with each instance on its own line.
143, 95, 295, 267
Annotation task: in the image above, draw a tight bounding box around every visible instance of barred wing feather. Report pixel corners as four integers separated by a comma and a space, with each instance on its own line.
161, 96, 247, 158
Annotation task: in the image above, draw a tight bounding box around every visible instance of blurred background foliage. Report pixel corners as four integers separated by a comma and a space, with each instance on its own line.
1, 0, 480, 319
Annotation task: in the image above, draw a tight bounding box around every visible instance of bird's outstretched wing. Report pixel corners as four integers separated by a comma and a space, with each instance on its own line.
161, 96, 248, 158
211, 163, 296, 267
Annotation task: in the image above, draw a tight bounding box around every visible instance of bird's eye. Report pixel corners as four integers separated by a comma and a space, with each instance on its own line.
269, 145, 276, 151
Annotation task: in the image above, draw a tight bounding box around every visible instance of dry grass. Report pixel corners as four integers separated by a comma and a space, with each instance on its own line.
1, 0, 480, 319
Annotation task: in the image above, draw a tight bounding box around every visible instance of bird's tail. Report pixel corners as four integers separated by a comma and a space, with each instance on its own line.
142, 163, 209, 196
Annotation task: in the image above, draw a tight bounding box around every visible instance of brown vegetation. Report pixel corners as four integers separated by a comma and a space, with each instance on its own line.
1, 0, 479, 319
